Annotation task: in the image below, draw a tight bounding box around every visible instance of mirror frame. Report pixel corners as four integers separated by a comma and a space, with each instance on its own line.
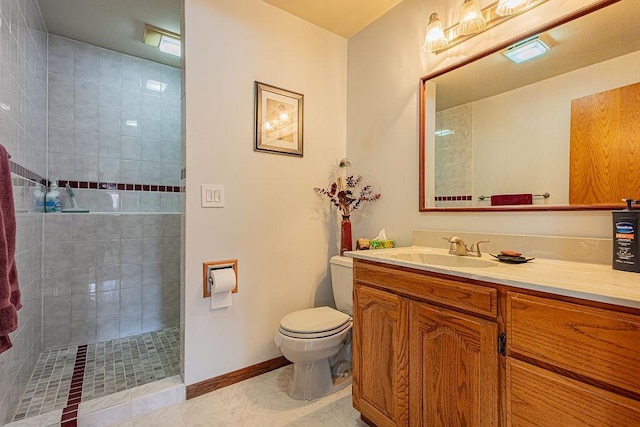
419, 0, 623, 212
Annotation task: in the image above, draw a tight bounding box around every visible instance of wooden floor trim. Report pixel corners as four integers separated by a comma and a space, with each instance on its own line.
186, 356, 291, 399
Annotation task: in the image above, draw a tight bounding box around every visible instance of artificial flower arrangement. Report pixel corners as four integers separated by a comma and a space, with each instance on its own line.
314, 159, 380, 254
314, 159, 380, 216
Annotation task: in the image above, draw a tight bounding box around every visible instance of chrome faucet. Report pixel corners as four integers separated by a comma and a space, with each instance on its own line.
443, 236, 489, 257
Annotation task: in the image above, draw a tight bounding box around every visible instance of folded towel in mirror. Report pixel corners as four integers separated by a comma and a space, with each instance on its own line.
490, 193, 533, 206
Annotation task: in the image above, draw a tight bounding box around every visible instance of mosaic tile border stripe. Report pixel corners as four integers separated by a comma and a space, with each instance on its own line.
61, 344, 87, 426
59, 180, 183, 193
435, 195, 473, 201
7, 154, 184, 193
9, 160, 47, 185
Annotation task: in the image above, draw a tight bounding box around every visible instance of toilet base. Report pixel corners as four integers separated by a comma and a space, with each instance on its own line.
287, 358, 352, 400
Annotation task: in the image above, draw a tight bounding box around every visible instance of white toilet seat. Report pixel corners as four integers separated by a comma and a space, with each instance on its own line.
278, 307, 352, 339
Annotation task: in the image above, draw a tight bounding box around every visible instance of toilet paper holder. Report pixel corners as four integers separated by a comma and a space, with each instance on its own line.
202, 259, 238, 298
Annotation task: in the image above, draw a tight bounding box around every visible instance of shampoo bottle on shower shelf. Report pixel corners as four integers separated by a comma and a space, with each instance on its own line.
45, 180, 61, 213
33, 186, 45, 212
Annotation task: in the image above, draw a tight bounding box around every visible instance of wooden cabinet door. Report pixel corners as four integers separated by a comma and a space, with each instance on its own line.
410, 301, 499, 427
507, 358, 640, 426
353, 283, 409, 427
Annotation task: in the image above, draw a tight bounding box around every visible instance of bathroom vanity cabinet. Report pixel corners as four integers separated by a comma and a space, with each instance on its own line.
352, 259, 640, 426
352, 260, 499, 426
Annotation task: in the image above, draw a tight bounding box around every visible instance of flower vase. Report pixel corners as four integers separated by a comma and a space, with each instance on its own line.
340, 215, 353, 256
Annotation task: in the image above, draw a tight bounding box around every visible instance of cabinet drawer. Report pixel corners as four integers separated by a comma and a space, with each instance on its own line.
355, 260, 497, 318
507, 293, 640, 396
507, 358, 640, 426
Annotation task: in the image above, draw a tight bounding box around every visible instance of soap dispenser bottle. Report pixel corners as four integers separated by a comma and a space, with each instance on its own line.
45, 180, 61, 213
612, 198, 640, 272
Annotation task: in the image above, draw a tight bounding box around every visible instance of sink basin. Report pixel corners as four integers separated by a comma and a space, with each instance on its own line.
380, 252, 496, 268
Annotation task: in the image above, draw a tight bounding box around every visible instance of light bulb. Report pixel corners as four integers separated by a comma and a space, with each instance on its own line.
495, 0, 531, 16
459, 0, 486, 36
423, 13, 448, 52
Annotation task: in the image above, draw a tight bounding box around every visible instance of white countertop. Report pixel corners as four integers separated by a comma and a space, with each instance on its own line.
346, 246, 640, 310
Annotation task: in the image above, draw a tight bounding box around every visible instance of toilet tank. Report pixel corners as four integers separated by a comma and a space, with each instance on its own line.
330, 255, 353, 315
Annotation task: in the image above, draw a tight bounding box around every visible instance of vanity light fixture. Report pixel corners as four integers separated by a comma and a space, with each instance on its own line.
502, 35, 550, 63
143, 24, 181, 57
424, 0, 547, 53
423, 13, 448, 52
459, 0, 486, 36
496, 0, 532, 17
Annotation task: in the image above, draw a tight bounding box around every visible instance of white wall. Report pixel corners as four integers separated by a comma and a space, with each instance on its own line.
183, 0, 347, 385
347, 0, 615, 245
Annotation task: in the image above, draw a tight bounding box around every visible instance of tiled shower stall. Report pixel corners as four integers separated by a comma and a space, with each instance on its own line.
0, 1, 184, 424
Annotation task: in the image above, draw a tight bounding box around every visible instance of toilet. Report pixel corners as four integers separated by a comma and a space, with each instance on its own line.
274, 255, 354, 400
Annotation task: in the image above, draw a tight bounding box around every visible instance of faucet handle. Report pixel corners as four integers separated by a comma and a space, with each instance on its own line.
470, 240, 490, 255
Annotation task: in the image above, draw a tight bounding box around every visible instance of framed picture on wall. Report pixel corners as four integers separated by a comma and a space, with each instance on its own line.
254, 82, 304, 157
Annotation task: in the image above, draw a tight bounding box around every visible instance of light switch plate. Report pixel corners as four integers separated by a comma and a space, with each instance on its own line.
201, 185, 225, 208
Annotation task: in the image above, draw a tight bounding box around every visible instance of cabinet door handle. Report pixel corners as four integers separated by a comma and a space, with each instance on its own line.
498, 332, 507, 356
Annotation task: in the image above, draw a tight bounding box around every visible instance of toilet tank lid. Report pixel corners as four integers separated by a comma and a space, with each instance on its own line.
280, 306, 351, 334
330, 256, 353, 268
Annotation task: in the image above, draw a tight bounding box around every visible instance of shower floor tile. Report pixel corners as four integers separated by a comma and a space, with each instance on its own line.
12, 326, 180, 422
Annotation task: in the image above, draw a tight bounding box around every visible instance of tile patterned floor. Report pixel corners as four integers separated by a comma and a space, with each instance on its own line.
12, 327, 180, 422
112, 365, 367, 427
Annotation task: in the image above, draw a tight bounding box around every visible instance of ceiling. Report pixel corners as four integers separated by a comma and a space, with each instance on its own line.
261, 0, 402, 38
37, 0, 182, 68
37, 0, 400, 69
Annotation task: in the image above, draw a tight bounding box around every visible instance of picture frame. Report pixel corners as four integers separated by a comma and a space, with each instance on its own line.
254, 82, 304, 157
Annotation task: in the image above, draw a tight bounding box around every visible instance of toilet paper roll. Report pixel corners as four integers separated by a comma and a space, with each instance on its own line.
209, 268, 235, 309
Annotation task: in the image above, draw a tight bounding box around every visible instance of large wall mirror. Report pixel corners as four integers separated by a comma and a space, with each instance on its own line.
419, 0, 640, 211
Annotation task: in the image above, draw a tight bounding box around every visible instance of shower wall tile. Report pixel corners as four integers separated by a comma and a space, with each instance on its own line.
42, 214, 180, 349
141, 192, 162, 212
71, 214, 97, 240
48, 152, 73, 181
43, 269, 71, 297
75, 105, 98, 131
42, 325, 71, 350
160, 193, 180, 212
72, 240, 98, 267
75, 130, 99, 156
121, 137, 142, 160
96, 265, 120, 292
49, 126, 75, 154
435, 103, 473, 207
75, 54, 98, 82
98, 214, 121, 239
120, 312, 142, 336
120, 288, 142, 313
121, 263, 142, 288
121, 160, 141, 183
122, 215, 143, 238
47, 35, 181, 213
45, 215, 72, 241
71, 318, 97, 345
97, 315, 120, 341
70, 267, 97, 294
121, 239, 143, 264
143, 215, 163, 237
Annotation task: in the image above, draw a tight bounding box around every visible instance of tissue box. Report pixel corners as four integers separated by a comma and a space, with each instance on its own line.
370, 239, 395, 249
